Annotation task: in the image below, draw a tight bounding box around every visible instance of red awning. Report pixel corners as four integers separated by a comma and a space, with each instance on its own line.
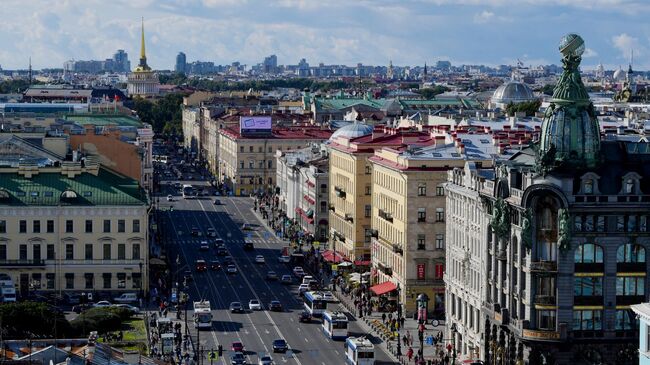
303, 195, 315, 205
354, 260, 371, 266
370, 281, 397, 296
295, 207, 303, 214
322, 250, 348, 263
307, 180, 315, 188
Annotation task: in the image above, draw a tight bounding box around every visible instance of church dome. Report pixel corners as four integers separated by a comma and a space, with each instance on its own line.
491, 81, 535, 105
329, 122, 373, 141
613, 68, 625, 81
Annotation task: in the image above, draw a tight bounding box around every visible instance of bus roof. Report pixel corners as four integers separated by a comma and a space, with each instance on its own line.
346, 337, 374, 350
324, 311, 348, 320
304, 291, 324, 301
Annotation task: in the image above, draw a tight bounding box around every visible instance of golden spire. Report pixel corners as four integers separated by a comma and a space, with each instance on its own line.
140, 17, 146, 60
136, 17, 150, 71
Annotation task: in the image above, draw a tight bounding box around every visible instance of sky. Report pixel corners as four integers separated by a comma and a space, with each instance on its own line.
1, 0, 649, 71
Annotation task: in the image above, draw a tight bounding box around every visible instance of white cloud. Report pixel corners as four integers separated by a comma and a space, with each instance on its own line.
611, 33, 642, 59
473, 10, 494, 23
583, 48, 598, 58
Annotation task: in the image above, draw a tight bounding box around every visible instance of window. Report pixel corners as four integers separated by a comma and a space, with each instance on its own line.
365, 205, 371, 218
249, 161, 254, 169
85, 244, 93, 260
574, 277, 603, 296
33, 220, 40, 233
268, 160, 272, 168
537, 310, 556, 331
117, 273, 126, 289
435, 263, 444, 279
118, 244, 126, 260
132, 244, 141, 260
417, 234, 426, 250
418, 208, 426, 222
436, 186, 445, 196
31, 273, 41, 289
436, 234, 445, 249
103, 244, 111, 260
133, 273, 142, 289
418, 183, 426, 196
239, 161, 244, 169
47, 220, 54, 233
320, 201, 327, 213
365, 165, 371, 174
46, 273, 55, 289
19, 245, 27, 260
628, 216, 637, 232
65, 220, 73, 233
20, 220, 26, 233
46, 244, 54, 260
259, 161, 264, 169
32, 244, 41, 262
596, 216, 605, 232
83, 191, 92, 197
249, 146, 253, 152
625, 179, 635, 194
365, 184, 371, 195
320, 184, 327, 194
574, 243, 604, 263
0, 220, 5, 233
583, 179, 593, 194
117, 219, 125, 233
573, 310, 603, 331
0, 245, 5, 261
65, 274, 74, 289
85, 220, 93, 233
641, 216, 648, 232
239, 146, 244, 153
584, 215, 594, 232
435, 208, 445, 222
616, 309, 637, 331
65, 244, 74, 260
617, 244, 645, 263
84, 273, 94, 289
102, 273, 111, 289
103, 220, 111, 233
133, 219, 140, 233
617, 276, 645, 296
616, 216, 625, 232
258, 146, 263, 153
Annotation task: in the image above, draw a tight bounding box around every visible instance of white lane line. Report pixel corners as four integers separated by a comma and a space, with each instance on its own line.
305, 338, 309, 343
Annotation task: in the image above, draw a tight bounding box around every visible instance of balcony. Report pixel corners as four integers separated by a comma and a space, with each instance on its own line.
379, 209, 394, 223
534, 295, 557, 306
392, 244, 403, 255
0, 259, 45, 267
334, 187, 346, 199
529, 261, 557, 273
496, 249, 507, 261
344, 214, 354, 222
368, 229, 379, 238
377, 262, 393, 276
574, 296, 602, 306
494, 308, 509, 326
328, 204, 335, 212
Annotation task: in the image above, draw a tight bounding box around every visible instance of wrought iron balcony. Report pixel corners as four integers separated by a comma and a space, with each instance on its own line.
529, 261, 558, 273
534, 295, 557, 306
392, 244, 403, 255
0, 259, 45, 267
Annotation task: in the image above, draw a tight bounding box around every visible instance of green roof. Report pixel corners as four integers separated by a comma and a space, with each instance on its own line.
315, 97, 385, 111
64, 114, 143, 128
0, 168, 148, 206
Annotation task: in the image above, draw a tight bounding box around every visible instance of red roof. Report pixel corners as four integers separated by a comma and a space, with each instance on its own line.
321, 250, 348, 263
220, 125, 332, 140
354, 260, 371, 266
370, 281, 397, 296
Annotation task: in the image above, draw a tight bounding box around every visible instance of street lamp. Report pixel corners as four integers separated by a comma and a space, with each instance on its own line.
396, 283, 402, 357
416, 293, 429, 358
450, 322, 458, 365
139, 261, 144, 302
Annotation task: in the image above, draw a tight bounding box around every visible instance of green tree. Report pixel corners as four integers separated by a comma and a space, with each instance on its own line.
505, 99, 542, 116
0, 79, 42, 93
417, 85, 450, 100
0, 301, 71, 339
539, 84, 555, 96
159, 73, 188, 85
132, 93, 184, 134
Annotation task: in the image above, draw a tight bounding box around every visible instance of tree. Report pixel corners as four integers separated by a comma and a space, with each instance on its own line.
417, 85, 450, 100
505, 99, 542, 117
0, 79, 42, 93
69, 307, 133, 336
131, 93, 184, 133
0, 301, 71, 339
539, 84, 555, 96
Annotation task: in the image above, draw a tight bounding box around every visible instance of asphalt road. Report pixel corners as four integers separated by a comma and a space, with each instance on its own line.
157, 187, 397, 365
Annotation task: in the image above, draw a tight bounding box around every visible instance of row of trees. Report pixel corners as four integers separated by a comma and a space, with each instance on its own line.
131, 93, 184, 134
159, 74, 353, 92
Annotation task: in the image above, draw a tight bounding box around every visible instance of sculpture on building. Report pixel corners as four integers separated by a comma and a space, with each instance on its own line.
558, 208, 571, 251
490, 198, 511, 242
521, 208, 533, 251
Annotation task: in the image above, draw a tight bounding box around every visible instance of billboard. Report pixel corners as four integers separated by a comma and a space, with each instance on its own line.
240, 116, 272, 135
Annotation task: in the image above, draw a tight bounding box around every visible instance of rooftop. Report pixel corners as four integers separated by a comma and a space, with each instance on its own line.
220, 126, 332, 140
64, 114, 144, 128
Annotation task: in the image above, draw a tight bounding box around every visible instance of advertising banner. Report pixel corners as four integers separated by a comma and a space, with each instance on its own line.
240, 116, 272, 135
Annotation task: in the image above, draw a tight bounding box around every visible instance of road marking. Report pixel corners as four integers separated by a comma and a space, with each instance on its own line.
304, 338, 309, 342
335, 350, 340, 355
297, 328, 301, 332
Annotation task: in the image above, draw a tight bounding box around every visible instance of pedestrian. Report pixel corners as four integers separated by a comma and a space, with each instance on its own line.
402, 334, 408, 347
382, 313, 387, 324
400, 316, 405, 328
407, 331, 413, 347
407, 347, 414, 362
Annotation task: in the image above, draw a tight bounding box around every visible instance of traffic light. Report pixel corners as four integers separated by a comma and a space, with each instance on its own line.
217, 345, 223, 357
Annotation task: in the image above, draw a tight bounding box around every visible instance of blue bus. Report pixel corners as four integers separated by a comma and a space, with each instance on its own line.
303, 291, 327, 317
322, 311, 349, 340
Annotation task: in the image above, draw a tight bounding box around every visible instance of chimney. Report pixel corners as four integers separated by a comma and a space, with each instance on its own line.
510, 116, 517, 129
457, 143, 465, 154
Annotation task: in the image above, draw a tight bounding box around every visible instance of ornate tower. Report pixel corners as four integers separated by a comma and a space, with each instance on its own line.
128, 18, 159, 98
538, 34, 600, 171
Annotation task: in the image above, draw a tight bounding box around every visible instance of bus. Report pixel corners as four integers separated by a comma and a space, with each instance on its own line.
303, 291, 327, 317
345, 337, 375, 365
182, 184, 194, 199
193, 300, 212, 328
322, 311, 349, 340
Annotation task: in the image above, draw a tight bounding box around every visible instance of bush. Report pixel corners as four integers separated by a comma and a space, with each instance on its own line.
0, 301, 71, 338
70, 307, 130, 335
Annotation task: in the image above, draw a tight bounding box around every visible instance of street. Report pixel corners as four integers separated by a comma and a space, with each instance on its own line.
158, 189, 398, 365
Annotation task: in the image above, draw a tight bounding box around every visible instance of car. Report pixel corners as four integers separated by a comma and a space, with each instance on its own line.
243, 239, 254, 251
230, 302, 243, 313
214, 199, 221, 205
206, 228, 217, 237
214, 238, 225, 248
227, 264, 237, 274
113, 303, 140, 314
199, 241, 210, 251
183, 270, 193, 282
167, 194, 173, 201
210, 260, 221, 271
308, 280, 319, 291
298, 310, 312, 323
280, 275, 292, 284
298, 284, 309, 294
258, 355, 273, 365
269, 301, 283, 312
255, 255, 265, 264
277, 256, 290, 263
94, 300, 112, 308
272, 339, 288, 353
113, 293, 138, 303
241, 223, 252, 230
248, 299, 262, 311
266, 271, 278, 280
217, 247, 228, 256
322, 291, 335, 302
223, 256, 234, 265
72, 303, 94, 314
301, 276, 313, 284
231, 341, 244, 352
293, 267, 305, 277
195, 259, 207, 272
230, 352, 246, 365
191, 227, 200, 236
64, 293, 81, 305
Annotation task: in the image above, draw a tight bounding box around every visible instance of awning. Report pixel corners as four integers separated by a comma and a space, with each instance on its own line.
370, 281, 397, 296
307, 180, 315, 188
303, 195, 315, 205
354, 260, 371, 266
321, 249, 348, 263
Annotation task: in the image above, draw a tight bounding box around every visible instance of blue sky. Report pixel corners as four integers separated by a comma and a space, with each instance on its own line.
1, 0, 649, 71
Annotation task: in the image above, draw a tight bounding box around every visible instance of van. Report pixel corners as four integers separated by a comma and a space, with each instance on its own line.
113, 293, 138, 303
302, 276, 314, 285
1, 285, 16, 302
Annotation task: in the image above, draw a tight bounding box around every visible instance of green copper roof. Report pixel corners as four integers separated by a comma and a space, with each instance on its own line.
0, 168, 148, 206
64, 114, 143, 128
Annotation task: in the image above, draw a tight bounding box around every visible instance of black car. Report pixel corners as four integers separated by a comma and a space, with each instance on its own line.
272, 339, 288, 353
298, 310, 312, 323
229, 302, 243, 313
210, 260, 221, 270
223, 255, 233, 265
269, 301, 283, 312
216, 247, 228, 256
72, 303, 94, 314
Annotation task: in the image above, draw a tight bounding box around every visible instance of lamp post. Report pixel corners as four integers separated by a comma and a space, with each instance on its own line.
416, 293, 429, 358
450, 323, 458, 365
139, 261, 144, 302
396, 283, 402, 357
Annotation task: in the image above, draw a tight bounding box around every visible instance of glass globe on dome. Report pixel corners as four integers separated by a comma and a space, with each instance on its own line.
559, 33, 585, 57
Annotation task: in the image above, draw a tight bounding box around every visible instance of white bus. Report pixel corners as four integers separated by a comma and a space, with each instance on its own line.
322, 311, 349, 340
182, 184, 194, 199
345, 337, 375, 365
303, 291, 327, 317
193, 300, 212, 328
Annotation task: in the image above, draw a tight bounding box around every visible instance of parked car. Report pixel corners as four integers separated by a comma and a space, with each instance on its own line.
272, 339, 288, 353
113, 303, 140, 314
113, 293, 138, 303
64, 293, 81, 305
94, 301, 112, 308
72, 303, 94, 313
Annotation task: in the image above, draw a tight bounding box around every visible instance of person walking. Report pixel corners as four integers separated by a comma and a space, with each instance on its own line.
402, 334, 408, 347
407, 347, 414, 362
382, 313, 387, 324
407, 331, 413, 347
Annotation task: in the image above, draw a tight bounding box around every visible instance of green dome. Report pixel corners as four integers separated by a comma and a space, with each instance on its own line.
539, 33, 600, 171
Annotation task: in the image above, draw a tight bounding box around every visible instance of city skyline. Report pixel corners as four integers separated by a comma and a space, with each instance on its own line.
1, 1, 649, 71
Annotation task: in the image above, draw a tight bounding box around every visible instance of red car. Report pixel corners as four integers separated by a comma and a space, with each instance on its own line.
231, 341, 244, 352
195, 259, 207, 272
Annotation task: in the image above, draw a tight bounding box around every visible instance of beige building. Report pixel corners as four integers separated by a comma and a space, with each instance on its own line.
369, 135, 495, 317
127, 20, 159, 97
218, 125, 331, 196
0, 154, 149, 298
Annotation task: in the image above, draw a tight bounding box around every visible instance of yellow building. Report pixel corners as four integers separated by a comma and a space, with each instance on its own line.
127, 19, 159, 97
368, 133, 496, 317
0, 156, 149, 298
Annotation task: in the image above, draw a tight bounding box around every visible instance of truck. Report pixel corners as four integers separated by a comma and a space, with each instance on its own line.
193, 300, 213, 328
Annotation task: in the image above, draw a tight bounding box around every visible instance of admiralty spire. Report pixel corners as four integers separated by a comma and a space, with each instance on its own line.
127, 18, 159, 97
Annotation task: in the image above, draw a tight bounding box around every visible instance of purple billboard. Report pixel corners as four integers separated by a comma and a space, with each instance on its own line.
240, 116, 272, 135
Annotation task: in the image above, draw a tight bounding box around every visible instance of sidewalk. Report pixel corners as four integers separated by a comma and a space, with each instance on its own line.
144, 308, 197, 365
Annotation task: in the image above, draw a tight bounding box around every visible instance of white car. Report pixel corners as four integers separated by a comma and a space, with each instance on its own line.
293, 267, 305, 277
277, 256, 290, 263
248, 299, 262, 311
227, 264, 238, 274
258, 355, 274, 365
94, 300, 112, 307
113, 303, 141, 314
255, 255, 265, 264
298, 284, 309, 294
321, 292, 335, 302
166, 195, 173, 201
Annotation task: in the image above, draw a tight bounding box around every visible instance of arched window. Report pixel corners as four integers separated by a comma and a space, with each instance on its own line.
575, 243, 604, 264
617, 244, 645, 263
584, 180, 593, 194
625, 179, 635, 194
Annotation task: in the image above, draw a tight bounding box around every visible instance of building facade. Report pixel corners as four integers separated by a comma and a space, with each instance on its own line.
127, 20, 160, 98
